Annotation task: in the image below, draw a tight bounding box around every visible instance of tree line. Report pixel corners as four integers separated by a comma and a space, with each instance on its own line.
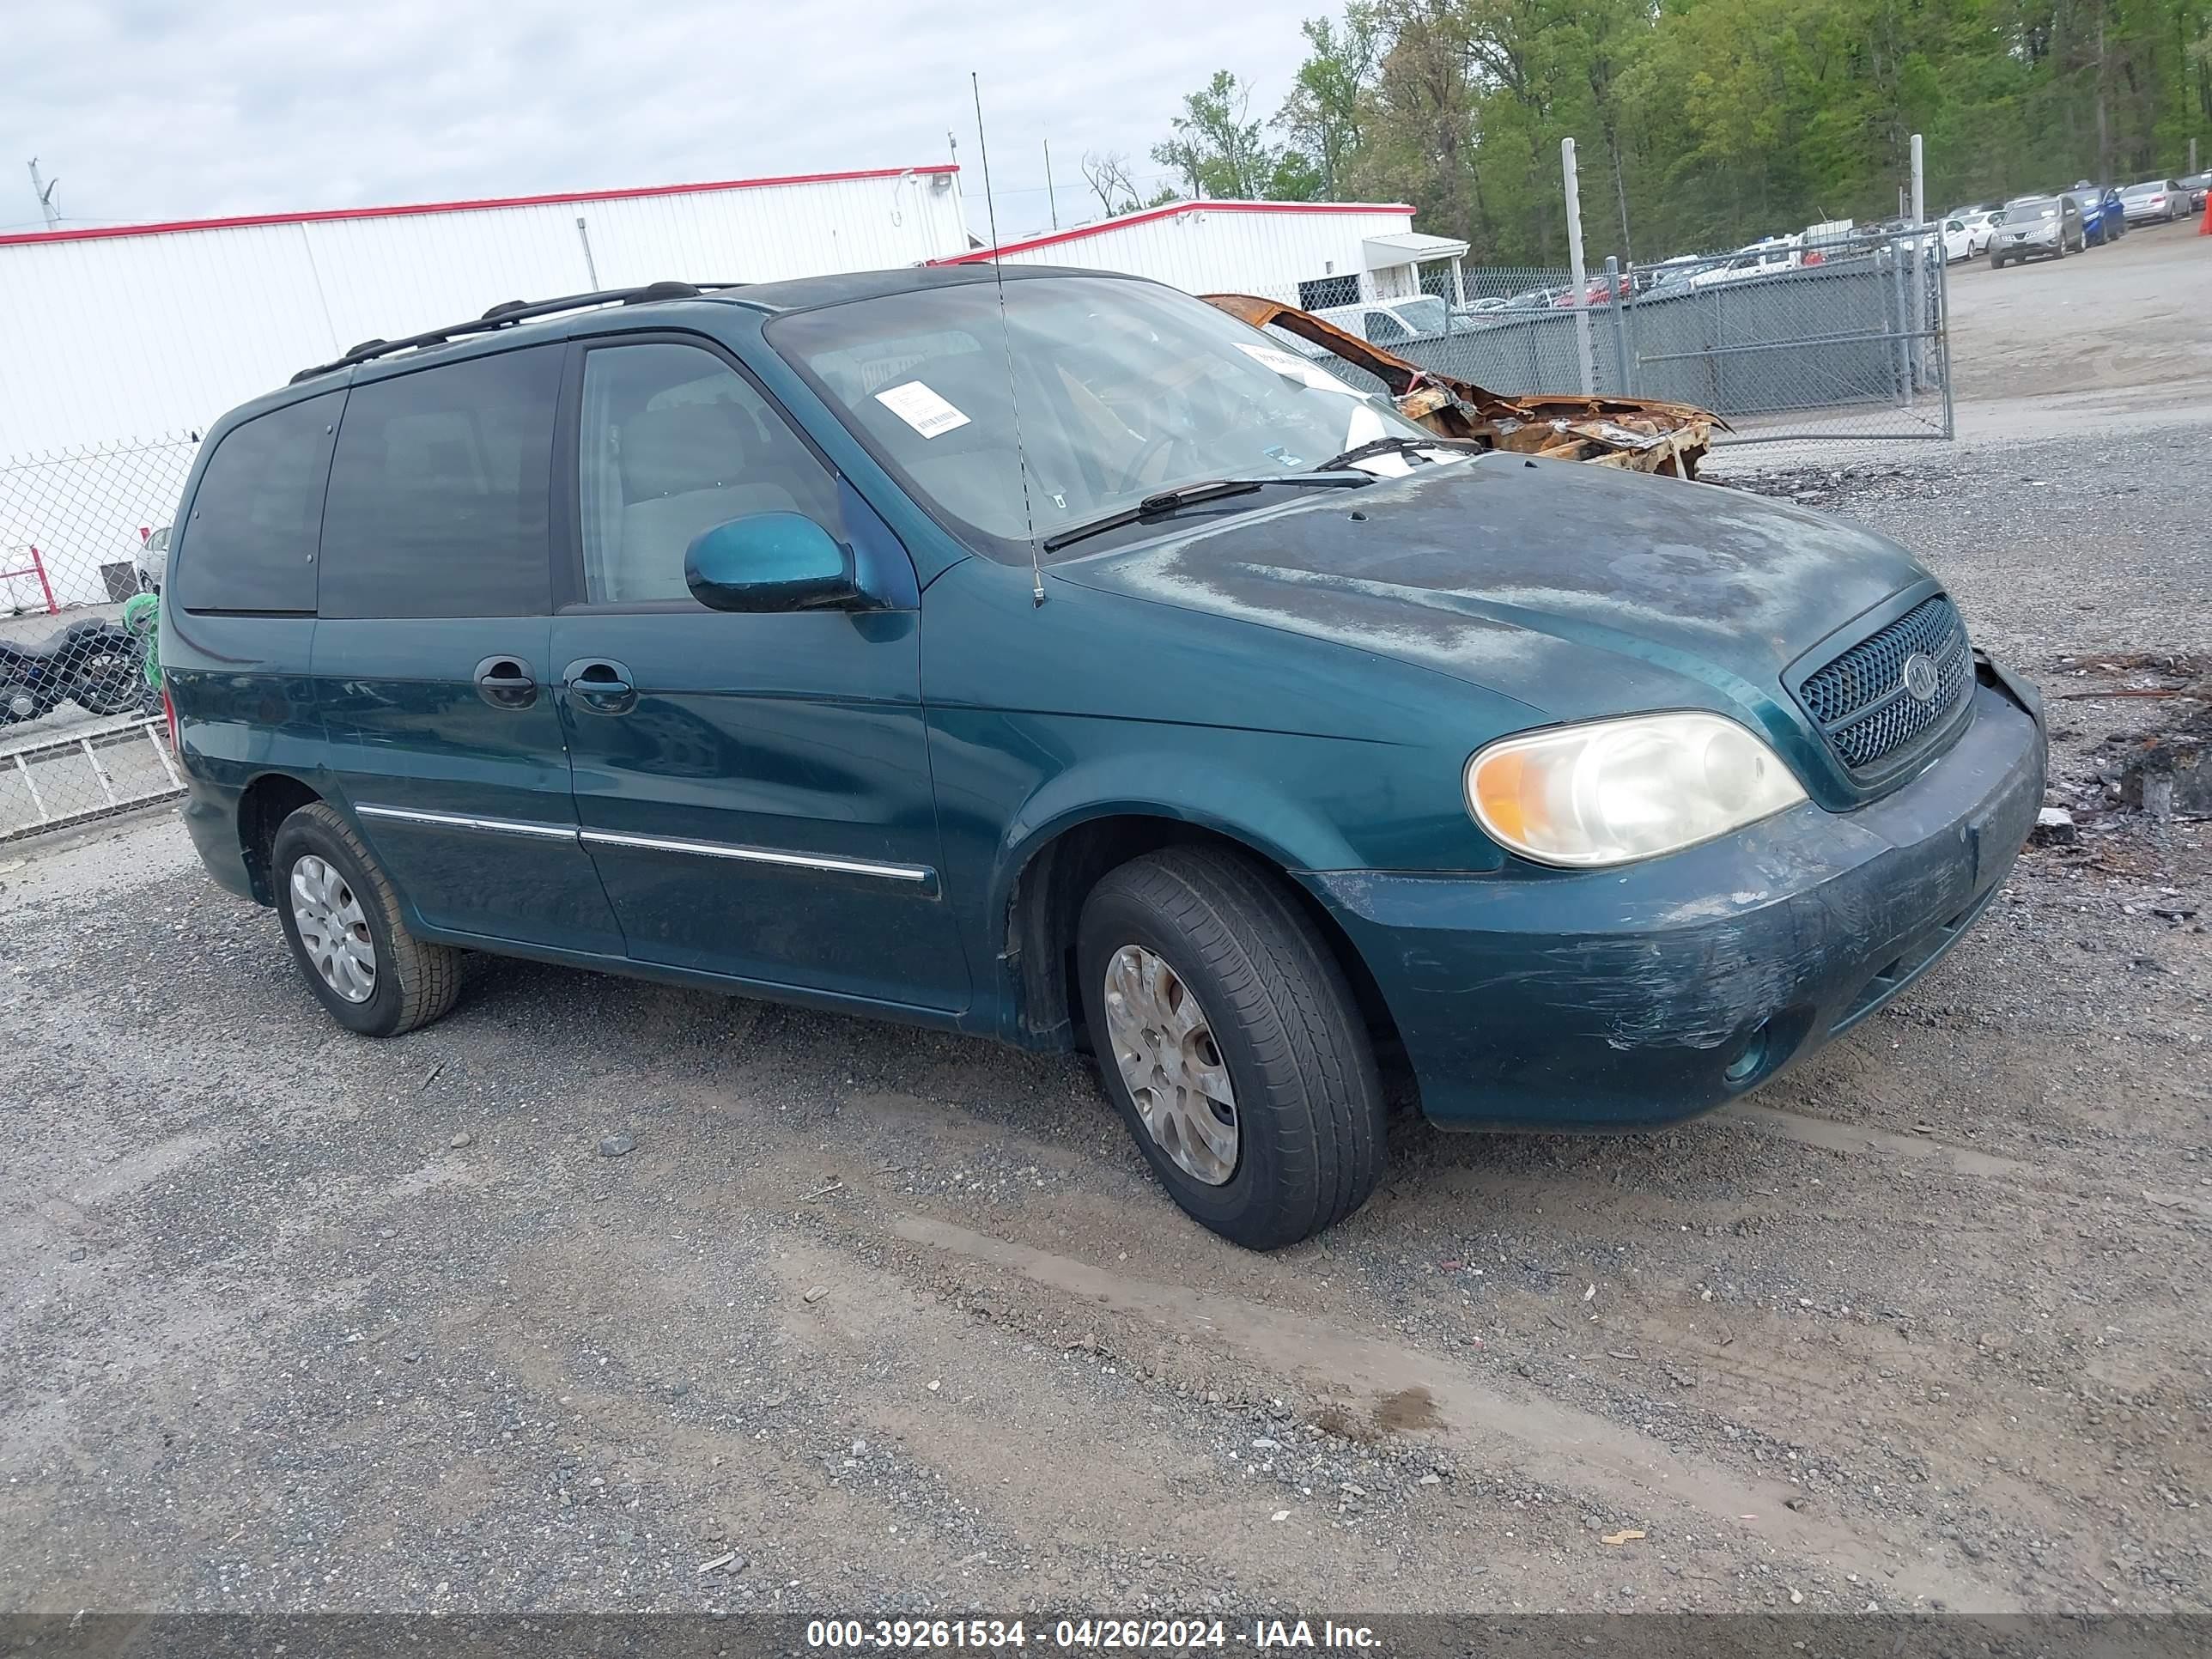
1087, 0, 2212, 267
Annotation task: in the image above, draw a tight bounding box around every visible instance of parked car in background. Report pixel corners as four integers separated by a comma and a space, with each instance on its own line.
1313, 295, 1449, 347
1632, 254, 1705, 295
1551, 272, 1631, 307
2179, 173, 2210, 213
2119, 179, 2191, 224
1942, 212, 1999, 261
2066, 185, 2126, 245
1992, 195, 2083, 264
1690, 237, 1802, 289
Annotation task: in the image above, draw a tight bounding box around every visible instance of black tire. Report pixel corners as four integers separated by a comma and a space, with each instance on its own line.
69, 655, 145, 716
1076, 845, 1385, 1249
271, 802, 462, 1037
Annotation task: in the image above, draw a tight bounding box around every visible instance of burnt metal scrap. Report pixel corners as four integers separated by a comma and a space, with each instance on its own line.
1202, 293, 1725, 478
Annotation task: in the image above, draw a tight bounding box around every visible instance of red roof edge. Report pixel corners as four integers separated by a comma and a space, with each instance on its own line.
0, 163, 961, 250
930, 198, 1417, 264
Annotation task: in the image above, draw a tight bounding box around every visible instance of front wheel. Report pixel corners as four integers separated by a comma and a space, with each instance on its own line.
69, 651, 146, 716
1076, 846, 1386, 1249
272, 802, 462, 1037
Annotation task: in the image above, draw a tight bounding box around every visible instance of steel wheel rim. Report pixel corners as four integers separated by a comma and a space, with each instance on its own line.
1103, 945, 1238, 1186
290, 854, 376, 1003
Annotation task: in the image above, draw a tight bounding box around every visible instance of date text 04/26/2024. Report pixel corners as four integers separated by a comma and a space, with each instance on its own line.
804, 1619, 1382, 1650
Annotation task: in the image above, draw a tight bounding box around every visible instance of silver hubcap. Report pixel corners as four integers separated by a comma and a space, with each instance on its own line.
290, 854, 376, 1003
1103, 945, 1238, 1186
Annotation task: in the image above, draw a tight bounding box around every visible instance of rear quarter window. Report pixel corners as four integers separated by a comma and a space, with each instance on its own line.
172, 392, 341, 614
317, 345, 562, 619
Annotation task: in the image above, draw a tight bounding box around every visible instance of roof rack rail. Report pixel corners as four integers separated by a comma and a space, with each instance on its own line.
289, 281, 745, 385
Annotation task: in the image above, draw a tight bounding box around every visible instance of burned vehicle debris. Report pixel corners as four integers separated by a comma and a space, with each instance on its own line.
1201, 291, 1723, 476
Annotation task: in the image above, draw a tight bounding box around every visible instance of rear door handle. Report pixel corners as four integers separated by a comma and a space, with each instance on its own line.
473, 655, 538, 709
562, 658, 637, 714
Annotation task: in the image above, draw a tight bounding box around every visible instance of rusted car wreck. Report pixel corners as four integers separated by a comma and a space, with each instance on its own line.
1202, 293, 1723, 477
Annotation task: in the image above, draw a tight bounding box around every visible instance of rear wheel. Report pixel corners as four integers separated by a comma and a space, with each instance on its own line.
69, 649, 145, 716
1076, 846, 1386, 1249
272, 803, 461, 1037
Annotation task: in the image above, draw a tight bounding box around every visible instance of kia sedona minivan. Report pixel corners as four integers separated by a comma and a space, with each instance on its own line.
163, 268, 2046, 1249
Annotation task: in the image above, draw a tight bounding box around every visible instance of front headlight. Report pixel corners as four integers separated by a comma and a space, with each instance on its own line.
1465, 712, 1808, 868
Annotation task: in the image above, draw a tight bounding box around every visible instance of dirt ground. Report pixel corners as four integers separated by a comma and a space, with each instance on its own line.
1946, 219, 2212, 419
3, 230, 2207, 1625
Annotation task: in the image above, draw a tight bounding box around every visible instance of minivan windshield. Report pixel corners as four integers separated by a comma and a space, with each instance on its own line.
769, 276, 1440, 556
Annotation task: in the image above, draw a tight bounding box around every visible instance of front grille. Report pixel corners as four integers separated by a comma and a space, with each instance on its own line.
1799, 594, 1972, 774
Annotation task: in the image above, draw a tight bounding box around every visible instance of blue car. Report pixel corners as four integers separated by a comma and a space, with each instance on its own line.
2067, 185, 2127, 245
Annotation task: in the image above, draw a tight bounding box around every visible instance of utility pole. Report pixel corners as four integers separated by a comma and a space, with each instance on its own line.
1043, 140, 1058, 230
27, 157, 60, 228
1561, 138, 1595, 396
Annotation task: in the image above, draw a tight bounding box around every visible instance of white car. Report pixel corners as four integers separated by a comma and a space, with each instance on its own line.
1310, 295, 1449, 348
1689, 238, 1801, 289
1942, 211, 1999, 261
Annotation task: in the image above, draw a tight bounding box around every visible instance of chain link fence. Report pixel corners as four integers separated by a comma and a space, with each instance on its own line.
1, 433, 198, 842
1250, 230, 1953, 446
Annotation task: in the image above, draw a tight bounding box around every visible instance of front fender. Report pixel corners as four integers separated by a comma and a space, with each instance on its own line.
985, 747, 1372, 932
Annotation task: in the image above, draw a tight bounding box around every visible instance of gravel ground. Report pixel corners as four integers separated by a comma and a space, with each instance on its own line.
4, 441, 2209, 1621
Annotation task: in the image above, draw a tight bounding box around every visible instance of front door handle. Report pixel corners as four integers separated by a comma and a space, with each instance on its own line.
473, 655, 538, 709
562, 658, 637, 714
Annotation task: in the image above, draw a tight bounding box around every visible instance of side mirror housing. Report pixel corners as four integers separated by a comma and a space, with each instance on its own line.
684, 514, 858, 613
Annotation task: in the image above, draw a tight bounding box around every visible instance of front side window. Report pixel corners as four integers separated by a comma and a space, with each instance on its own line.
173, 392, 341, 613
1364, 310, 1412, 343
318, 345, 562, 619
575, 342, 843, 605
769, 276, 1435, 555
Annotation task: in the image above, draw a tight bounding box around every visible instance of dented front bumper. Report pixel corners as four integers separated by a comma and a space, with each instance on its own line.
1299, 663, 2046, 1131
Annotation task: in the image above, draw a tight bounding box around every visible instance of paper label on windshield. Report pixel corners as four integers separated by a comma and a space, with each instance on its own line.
1237, 341, 1358, 395
874, 380, 971, 439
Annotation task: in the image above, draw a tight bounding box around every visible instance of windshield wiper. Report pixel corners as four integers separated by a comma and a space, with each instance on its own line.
1040, 473, 1372, 553
1310, 434, 1490, 473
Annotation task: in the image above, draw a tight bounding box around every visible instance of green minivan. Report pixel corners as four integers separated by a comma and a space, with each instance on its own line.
162, 267, 2045, 1248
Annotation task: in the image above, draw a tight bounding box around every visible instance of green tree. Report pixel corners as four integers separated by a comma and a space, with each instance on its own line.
1277, 8, 1384, 197
1152, 70, 1281, 198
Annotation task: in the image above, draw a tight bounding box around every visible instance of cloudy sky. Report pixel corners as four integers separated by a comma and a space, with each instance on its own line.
3, 0, 1324, 243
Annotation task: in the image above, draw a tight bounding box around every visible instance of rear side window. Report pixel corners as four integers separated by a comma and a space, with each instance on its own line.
318, 345, 561, 618
173, 392, 340, 613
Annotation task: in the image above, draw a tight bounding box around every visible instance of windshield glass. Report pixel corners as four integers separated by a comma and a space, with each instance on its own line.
1394, 295, 1447, 335
2121, 182, 2164, 197
769, 276, 1435, 555
2007, 198, 2058, 218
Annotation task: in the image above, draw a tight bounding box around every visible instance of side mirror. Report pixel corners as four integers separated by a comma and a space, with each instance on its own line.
684, 513, 857, 614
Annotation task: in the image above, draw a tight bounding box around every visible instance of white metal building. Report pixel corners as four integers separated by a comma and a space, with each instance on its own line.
0, 165, 968, 611
0, 165, 969, 458
933, 199, 1469, 311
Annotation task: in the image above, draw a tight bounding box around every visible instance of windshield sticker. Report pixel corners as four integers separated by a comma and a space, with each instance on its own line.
1236, 342, 1358, 395
874, 380, 972, 439
1263, 445, 1305, 468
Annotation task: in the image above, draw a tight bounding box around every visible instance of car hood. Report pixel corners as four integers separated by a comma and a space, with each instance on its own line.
1048, 454, 1931, 732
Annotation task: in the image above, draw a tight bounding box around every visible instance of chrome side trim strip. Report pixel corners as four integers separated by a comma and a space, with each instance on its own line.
355, 803, 580, 843
578, 828, 933, 885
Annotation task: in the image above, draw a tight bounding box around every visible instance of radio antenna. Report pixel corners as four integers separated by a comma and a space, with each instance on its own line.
972, 71, 1044, 606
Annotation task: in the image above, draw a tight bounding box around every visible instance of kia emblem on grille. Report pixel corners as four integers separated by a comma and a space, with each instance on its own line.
1901, 652, 1942, 702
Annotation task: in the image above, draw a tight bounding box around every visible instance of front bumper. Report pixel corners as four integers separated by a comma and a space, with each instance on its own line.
1304, 660, 2045, 1130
